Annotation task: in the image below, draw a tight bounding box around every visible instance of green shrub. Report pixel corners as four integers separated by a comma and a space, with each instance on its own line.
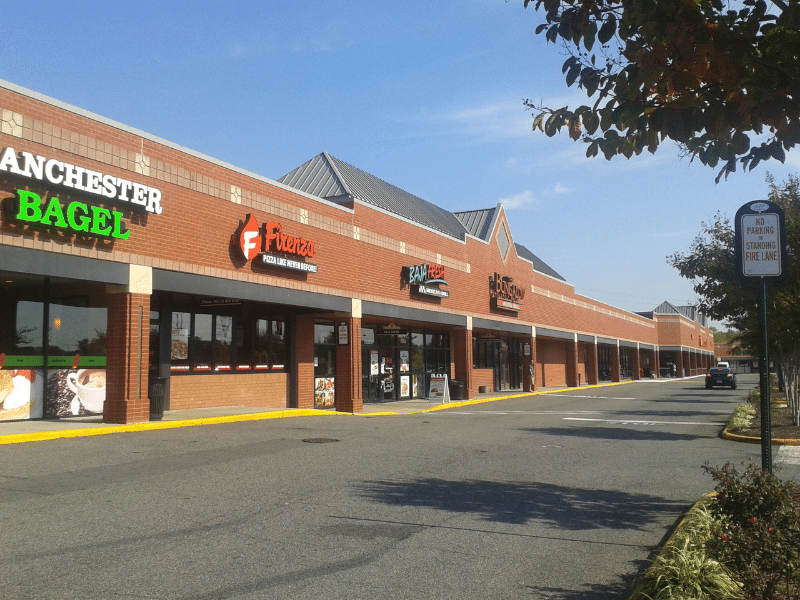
727, 403, 757, 431
704, 462, 800, 600
629, 497, 743, 600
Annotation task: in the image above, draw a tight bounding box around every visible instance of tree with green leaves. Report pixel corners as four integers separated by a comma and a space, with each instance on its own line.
524, 0, 800, 182
669, 174, 800, 424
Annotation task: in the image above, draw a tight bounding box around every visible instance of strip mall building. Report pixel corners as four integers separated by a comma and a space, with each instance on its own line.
0, 80, 716, 423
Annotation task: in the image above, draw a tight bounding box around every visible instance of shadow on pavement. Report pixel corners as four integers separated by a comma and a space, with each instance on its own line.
356, 477, 684, 529
520, 426, 705, 442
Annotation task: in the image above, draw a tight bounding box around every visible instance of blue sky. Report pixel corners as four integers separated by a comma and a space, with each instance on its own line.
3, 1, 798, 326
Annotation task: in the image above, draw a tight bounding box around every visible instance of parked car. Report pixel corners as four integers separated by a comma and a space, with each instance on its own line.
705, 367, 737, 389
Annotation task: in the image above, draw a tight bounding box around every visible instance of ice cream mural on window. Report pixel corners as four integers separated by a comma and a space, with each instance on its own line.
0, 359, 44, 420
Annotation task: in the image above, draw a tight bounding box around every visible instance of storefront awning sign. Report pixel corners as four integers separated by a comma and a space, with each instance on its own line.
236, 214, 318, 273
489, 272, 524, 311
0, 147, 163, 214
406, 263, 449, 298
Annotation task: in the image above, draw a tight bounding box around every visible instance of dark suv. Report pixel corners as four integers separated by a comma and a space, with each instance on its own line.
705, 367, 737, 389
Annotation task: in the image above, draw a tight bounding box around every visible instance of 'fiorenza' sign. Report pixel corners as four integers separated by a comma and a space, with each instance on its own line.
236, 214, 318, 273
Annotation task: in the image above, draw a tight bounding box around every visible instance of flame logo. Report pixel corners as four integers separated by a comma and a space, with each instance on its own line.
239, 214, 262, 260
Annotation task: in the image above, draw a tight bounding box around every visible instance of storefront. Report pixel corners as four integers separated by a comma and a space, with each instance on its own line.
361, 325, 450, 403
0, 80, 717, 423
0, 271, 109, 420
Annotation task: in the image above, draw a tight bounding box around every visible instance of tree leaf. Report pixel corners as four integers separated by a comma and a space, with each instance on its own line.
584, 21, 597, 52
731, 131, 751, 156
566, 64, 581, 87
583, 111, 600, 135
597, 14, 617, 44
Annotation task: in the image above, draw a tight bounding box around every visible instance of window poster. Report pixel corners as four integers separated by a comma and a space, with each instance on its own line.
46, 368, 107, 417
370, 350, 379, 376
400, 375, 410, 398
399, 350, 409, 372
0, 369, 44, 420
314, 377, 335, 408
171, 328, 189, 360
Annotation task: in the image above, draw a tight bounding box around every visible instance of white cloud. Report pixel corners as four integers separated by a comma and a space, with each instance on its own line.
498, 190, 537, 209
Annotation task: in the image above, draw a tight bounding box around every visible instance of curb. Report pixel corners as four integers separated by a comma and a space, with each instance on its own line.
0, 380, 639, 445
721, 427, 800, 446
0, 409, 342, 445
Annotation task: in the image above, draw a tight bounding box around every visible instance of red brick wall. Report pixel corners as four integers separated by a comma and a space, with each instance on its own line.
537, 338, 567, 388
472, 369, 494, 393
0, 84, 715, 414
169, 372, 288, 410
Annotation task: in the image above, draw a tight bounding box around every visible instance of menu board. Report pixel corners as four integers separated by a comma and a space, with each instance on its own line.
428, 374, 449, 403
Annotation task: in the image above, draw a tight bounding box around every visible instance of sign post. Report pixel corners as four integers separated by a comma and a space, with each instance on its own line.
734, 201, 787, 473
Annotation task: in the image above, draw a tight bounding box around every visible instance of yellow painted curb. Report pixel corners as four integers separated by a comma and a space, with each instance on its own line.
0, 379, 641, 443
721, 427, 800, 446
0, 409, 340, 445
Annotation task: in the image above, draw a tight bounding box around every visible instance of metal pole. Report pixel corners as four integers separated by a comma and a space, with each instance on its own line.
759, 277, 772, 473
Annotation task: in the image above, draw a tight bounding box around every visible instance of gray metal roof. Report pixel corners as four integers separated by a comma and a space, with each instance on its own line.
653, 301, 681, 315
653, 301, 706, 325
453, 208, 497, 241
279, 153, 469, 240
515, 243, 566, 281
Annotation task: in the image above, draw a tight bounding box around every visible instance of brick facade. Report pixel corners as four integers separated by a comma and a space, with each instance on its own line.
0, 81, 716, 423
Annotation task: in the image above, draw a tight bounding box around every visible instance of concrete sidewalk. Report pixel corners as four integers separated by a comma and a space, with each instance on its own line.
0, 380, 647, 445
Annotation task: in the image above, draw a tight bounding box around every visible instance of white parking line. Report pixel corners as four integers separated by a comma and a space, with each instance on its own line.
547, 394, 637, 400
563, 417, 727, 426
775, 446, 800, 465
443, 410, 606, 416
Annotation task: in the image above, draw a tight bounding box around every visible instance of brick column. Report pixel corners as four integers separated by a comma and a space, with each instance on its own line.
104, 292, 150, 424
676, 351, 685, 378
566, 335, 579, 387
335, 311, 362, 414
524, 333, 536, 392
654, 349, 660, 378
611, 342, 621, 382
587, 339, 599, 385
452, 325, 472, 400
294, 314, 315, 409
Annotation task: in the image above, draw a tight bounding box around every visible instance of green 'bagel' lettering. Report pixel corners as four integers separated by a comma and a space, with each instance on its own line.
14, 189, 130, 240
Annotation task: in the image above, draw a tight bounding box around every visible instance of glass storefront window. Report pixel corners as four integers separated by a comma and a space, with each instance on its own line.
48, 302, 107, 363
214, 316, 233, 371
255, 318, 270, 369
271, 319, 285, 368
1, 274, 109, 422
11, 301, 44, 358
314, 323, 335, 408
149, 311, 159, 372
165, 297, 287, 374
171, 312, 191, 371
361, 327, 375, 345
193, 313, 213, 371
411, 331, 423, 349
362, 326, 451, 403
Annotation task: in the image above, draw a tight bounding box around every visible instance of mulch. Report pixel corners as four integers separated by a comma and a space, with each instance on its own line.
738, 400, 800, 442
